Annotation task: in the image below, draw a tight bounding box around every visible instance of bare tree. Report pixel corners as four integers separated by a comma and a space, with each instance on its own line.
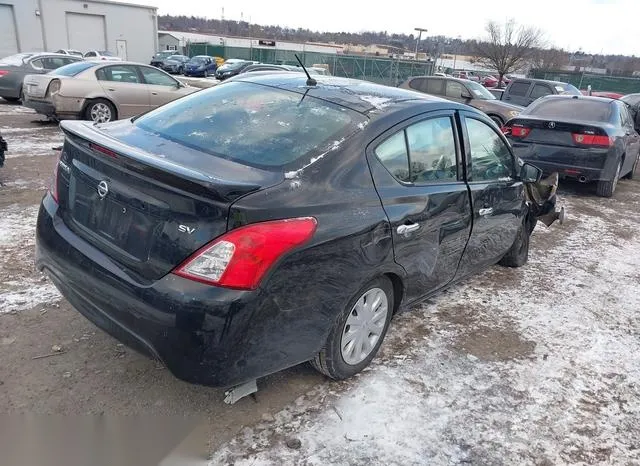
474, 20, 544, 86
532, 48, 569, 70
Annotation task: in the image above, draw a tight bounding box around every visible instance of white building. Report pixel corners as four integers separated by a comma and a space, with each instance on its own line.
0, 0, 158, 62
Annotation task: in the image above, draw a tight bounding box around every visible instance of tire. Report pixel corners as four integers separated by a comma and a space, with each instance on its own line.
499, 219, 530, 268
623, 154, 638, 180
203, 70, 208, 78
596, 159, 622, 198
489, 115, 504, 128
311, 277, 394, 380
84, 99, 116, 123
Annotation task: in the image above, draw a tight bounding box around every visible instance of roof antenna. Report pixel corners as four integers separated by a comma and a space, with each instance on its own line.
294, 54, 317, 87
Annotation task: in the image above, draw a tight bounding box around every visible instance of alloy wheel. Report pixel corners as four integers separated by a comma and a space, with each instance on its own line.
90, 103, 112, 123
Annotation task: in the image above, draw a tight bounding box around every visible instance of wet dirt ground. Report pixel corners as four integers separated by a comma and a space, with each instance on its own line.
1, 99, 639, 463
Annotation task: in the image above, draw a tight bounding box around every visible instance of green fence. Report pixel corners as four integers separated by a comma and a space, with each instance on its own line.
531, 69, 640, 94
185, 43, 434, 86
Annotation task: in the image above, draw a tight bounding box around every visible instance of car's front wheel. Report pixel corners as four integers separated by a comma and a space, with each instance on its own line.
85, 99, 116, 123
311, 277, 394, 380
499, 218, 530, 268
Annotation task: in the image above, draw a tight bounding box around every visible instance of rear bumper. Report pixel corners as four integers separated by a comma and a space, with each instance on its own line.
23, 96, 83, 120
512, 143, 615, 182
35, 195, 326, 387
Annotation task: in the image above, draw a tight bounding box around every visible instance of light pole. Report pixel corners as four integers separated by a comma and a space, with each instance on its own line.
414, 27, 428, 59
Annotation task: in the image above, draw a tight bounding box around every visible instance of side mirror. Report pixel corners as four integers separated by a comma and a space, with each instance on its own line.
520, 162, 542, 183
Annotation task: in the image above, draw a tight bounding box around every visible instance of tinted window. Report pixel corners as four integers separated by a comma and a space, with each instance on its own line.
508, 81, 531, 96
406, 118, 458, 182
446, 81, 465, 99
84, 52, 96, 58
409, 78, 427, 92
375, 132, 410, 182
426, 79, 445, 95
42, 57, 73, 70
134, 82, 367, 168
52, 61, 97, 76
96, 65, 141, 84
620, 105, 633, 128
466, 80, 496, 100
530, 84, 553, 100
30, 59, 44, 70
466, 118, 513, 181
526, 99, 612, 122
140, 67, 176, 86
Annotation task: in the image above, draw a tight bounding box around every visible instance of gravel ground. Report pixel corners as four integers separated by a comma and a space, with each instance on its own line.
1, 99, 639, 465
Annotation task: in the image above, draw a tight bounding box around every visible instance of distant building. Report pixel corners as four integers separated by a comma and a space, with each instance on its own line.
0, 0, 158, 62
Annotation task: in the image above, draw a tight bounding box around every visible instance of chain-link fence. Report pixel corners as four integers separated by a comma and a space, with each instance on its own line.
185, 43, 434, 86
532, 69, 640, 94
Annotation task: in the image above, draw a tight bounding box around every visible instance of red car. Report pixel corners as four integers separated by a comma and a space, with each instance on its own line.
580, 90, 623, 99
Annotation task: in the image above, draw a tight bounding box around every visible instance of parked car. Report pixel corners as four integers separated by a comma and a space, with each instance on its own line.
239, 63, 295, 74
35, 74, 560, 392
161, 55, 190, 74
0, 131, 6, 168
453, 70, 480, 82
0, 53, 81, 102
55, 49, 84, 58
309, 66, 331, 76
489, 88, 505, 100
214, 60, 254, 80
399, 76, 523, 127
580, 90, 623, 99
183, 56, 218, 77
502, 78, 581, 106
84, 51, 122, 62
150, 50, 178, 68
22, 61, 196, 123
504, 95, 640, 197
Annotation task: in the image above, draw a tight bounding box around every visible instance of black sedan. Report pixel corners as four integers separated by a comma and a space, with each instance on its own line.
214, 60, 253, 80
35, 74, 558, 397
504, 95, 640, 197
160, 55, 190, 74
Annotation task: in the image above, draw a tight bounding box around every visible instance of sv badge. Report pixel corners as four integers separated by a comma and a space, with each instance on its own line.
178, 225, 196, 235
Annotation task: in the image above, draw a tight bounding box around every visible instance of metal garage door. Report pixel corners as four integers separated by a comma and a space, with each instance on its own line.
66, 12, 106, 52
0, 5, 19, 58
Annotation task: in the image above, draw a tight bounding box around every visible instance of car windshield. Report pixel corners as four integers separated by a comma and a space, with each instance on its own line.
51, 61, 98, 77
134, 81, 367, 169
0, 53, 32, 66
466, 80, 496, 100
526, 98, 612, 122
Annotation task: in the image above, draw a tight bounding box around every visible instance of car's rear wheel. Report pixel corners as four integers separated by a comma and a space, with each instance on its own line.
499, 218, 530, 268
596, 159, 622, 197
85, 99, 116, 123
623, 153, 638, 180
311, 277, 394, 380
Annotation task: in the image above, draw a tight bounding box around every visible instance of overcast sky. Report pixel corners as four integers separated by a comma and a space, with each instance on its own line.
127, 0, 639, 56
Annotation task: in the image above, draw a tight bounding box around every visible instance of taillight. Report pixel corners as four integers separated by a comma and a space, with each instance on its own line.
571, 133, 613, 147
0, 70, 9, 78
47, 79, 61, 96
89, 142, 118, 159
174, 217, 317, 290
510, 125, 531, 138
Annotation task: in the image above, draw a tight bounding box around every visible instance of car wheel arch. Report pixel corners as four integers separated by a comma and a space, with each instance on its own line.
83, 97, 119, 121
384, 272, 405, 314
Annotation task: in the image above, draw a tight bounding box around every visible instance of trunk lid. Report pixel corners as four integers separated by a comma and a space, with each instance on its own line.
507, 116, 613, 148
56, 120, 283, 281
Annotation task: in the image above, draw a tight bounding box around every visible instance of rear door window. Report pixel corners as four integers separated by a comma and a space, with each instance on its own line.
408, 78, 427, 92
134, 81, 367, 168
375, 132, 411, 182
530, 84, 553, 100
508, 81, 531, 96
96, 65, 141, 84
426, 79, 445, 96
445, 81, 465, 99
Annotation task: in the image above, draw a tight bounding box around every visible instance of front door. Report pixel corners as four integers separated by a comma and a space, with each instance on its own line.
455, 111, 526, 279
368, 111, 472, 303
95, 64, 149, 118
139, 65, 187, 109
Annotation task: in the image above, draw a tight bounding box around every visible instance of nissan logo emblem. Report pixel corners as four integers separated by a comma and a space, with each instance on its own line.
548, 121, 556, 129
97, 180, 109, 199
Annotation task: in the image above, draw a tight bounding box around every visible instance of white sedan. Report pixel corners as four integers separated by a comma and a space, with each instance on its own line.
83, 51, 122, 62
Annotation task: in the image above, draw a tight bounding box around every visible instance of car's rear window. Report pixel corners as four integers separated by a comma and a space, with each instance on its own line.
134, 81, 367, 168
0, 53, 32, 66
51, 61, 97, 76
526, 98, 612, 122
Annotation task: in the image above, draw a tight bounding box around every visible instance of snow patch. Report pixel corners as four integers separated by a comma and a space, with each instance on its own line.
358, 95, 392, 109
0, 280, 61, 314
284, 138, 346, 179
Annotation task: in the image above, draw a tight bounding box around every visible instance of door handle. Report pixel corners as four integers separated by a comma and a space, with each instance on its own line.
397, 223, 420, 235
479, 207, 494, 216
107, 88, 116, 91
151, 92, 158, 95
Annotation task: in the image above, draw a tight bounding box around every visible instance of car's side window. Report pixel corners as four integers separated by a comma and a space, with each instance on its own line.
408, 78, 426, 93
375, 131, 411, 182
406, 117, 458, 183
466, 118, 514, 181
530, 84, 553, 100
426, 79, 444, 96
96, 65, 141, 84
508, 81, 530, 96
140, 66, 177, 86
84, 52, 96, 58
43, 57, 67, 70
445, 81, 465, 99
30, 59, 44, 70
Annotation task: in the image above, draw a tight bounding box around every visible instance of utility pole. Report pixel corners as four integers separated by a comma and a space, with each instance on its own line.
414, 27, 428, 60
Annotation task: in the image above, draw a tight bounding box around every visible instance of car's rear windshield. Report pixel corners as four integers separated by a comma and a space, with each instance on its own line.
51, 61, 97, 76
526, 98, 612, 122
0, 53, 32, 66
134, 81, 367, 169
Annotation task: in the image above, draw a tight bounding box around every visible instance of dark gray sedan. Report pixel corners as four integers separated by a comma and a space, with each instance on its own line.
0, 53, 81, 102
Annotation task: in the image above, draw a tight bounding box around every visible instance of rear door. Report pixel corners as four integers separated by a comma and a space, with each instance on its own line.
139, 65, 188, 109
95, 64, 149, 117
504, 80, 532, 106
455, 111, 525, 279
367, 110, 472, 303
